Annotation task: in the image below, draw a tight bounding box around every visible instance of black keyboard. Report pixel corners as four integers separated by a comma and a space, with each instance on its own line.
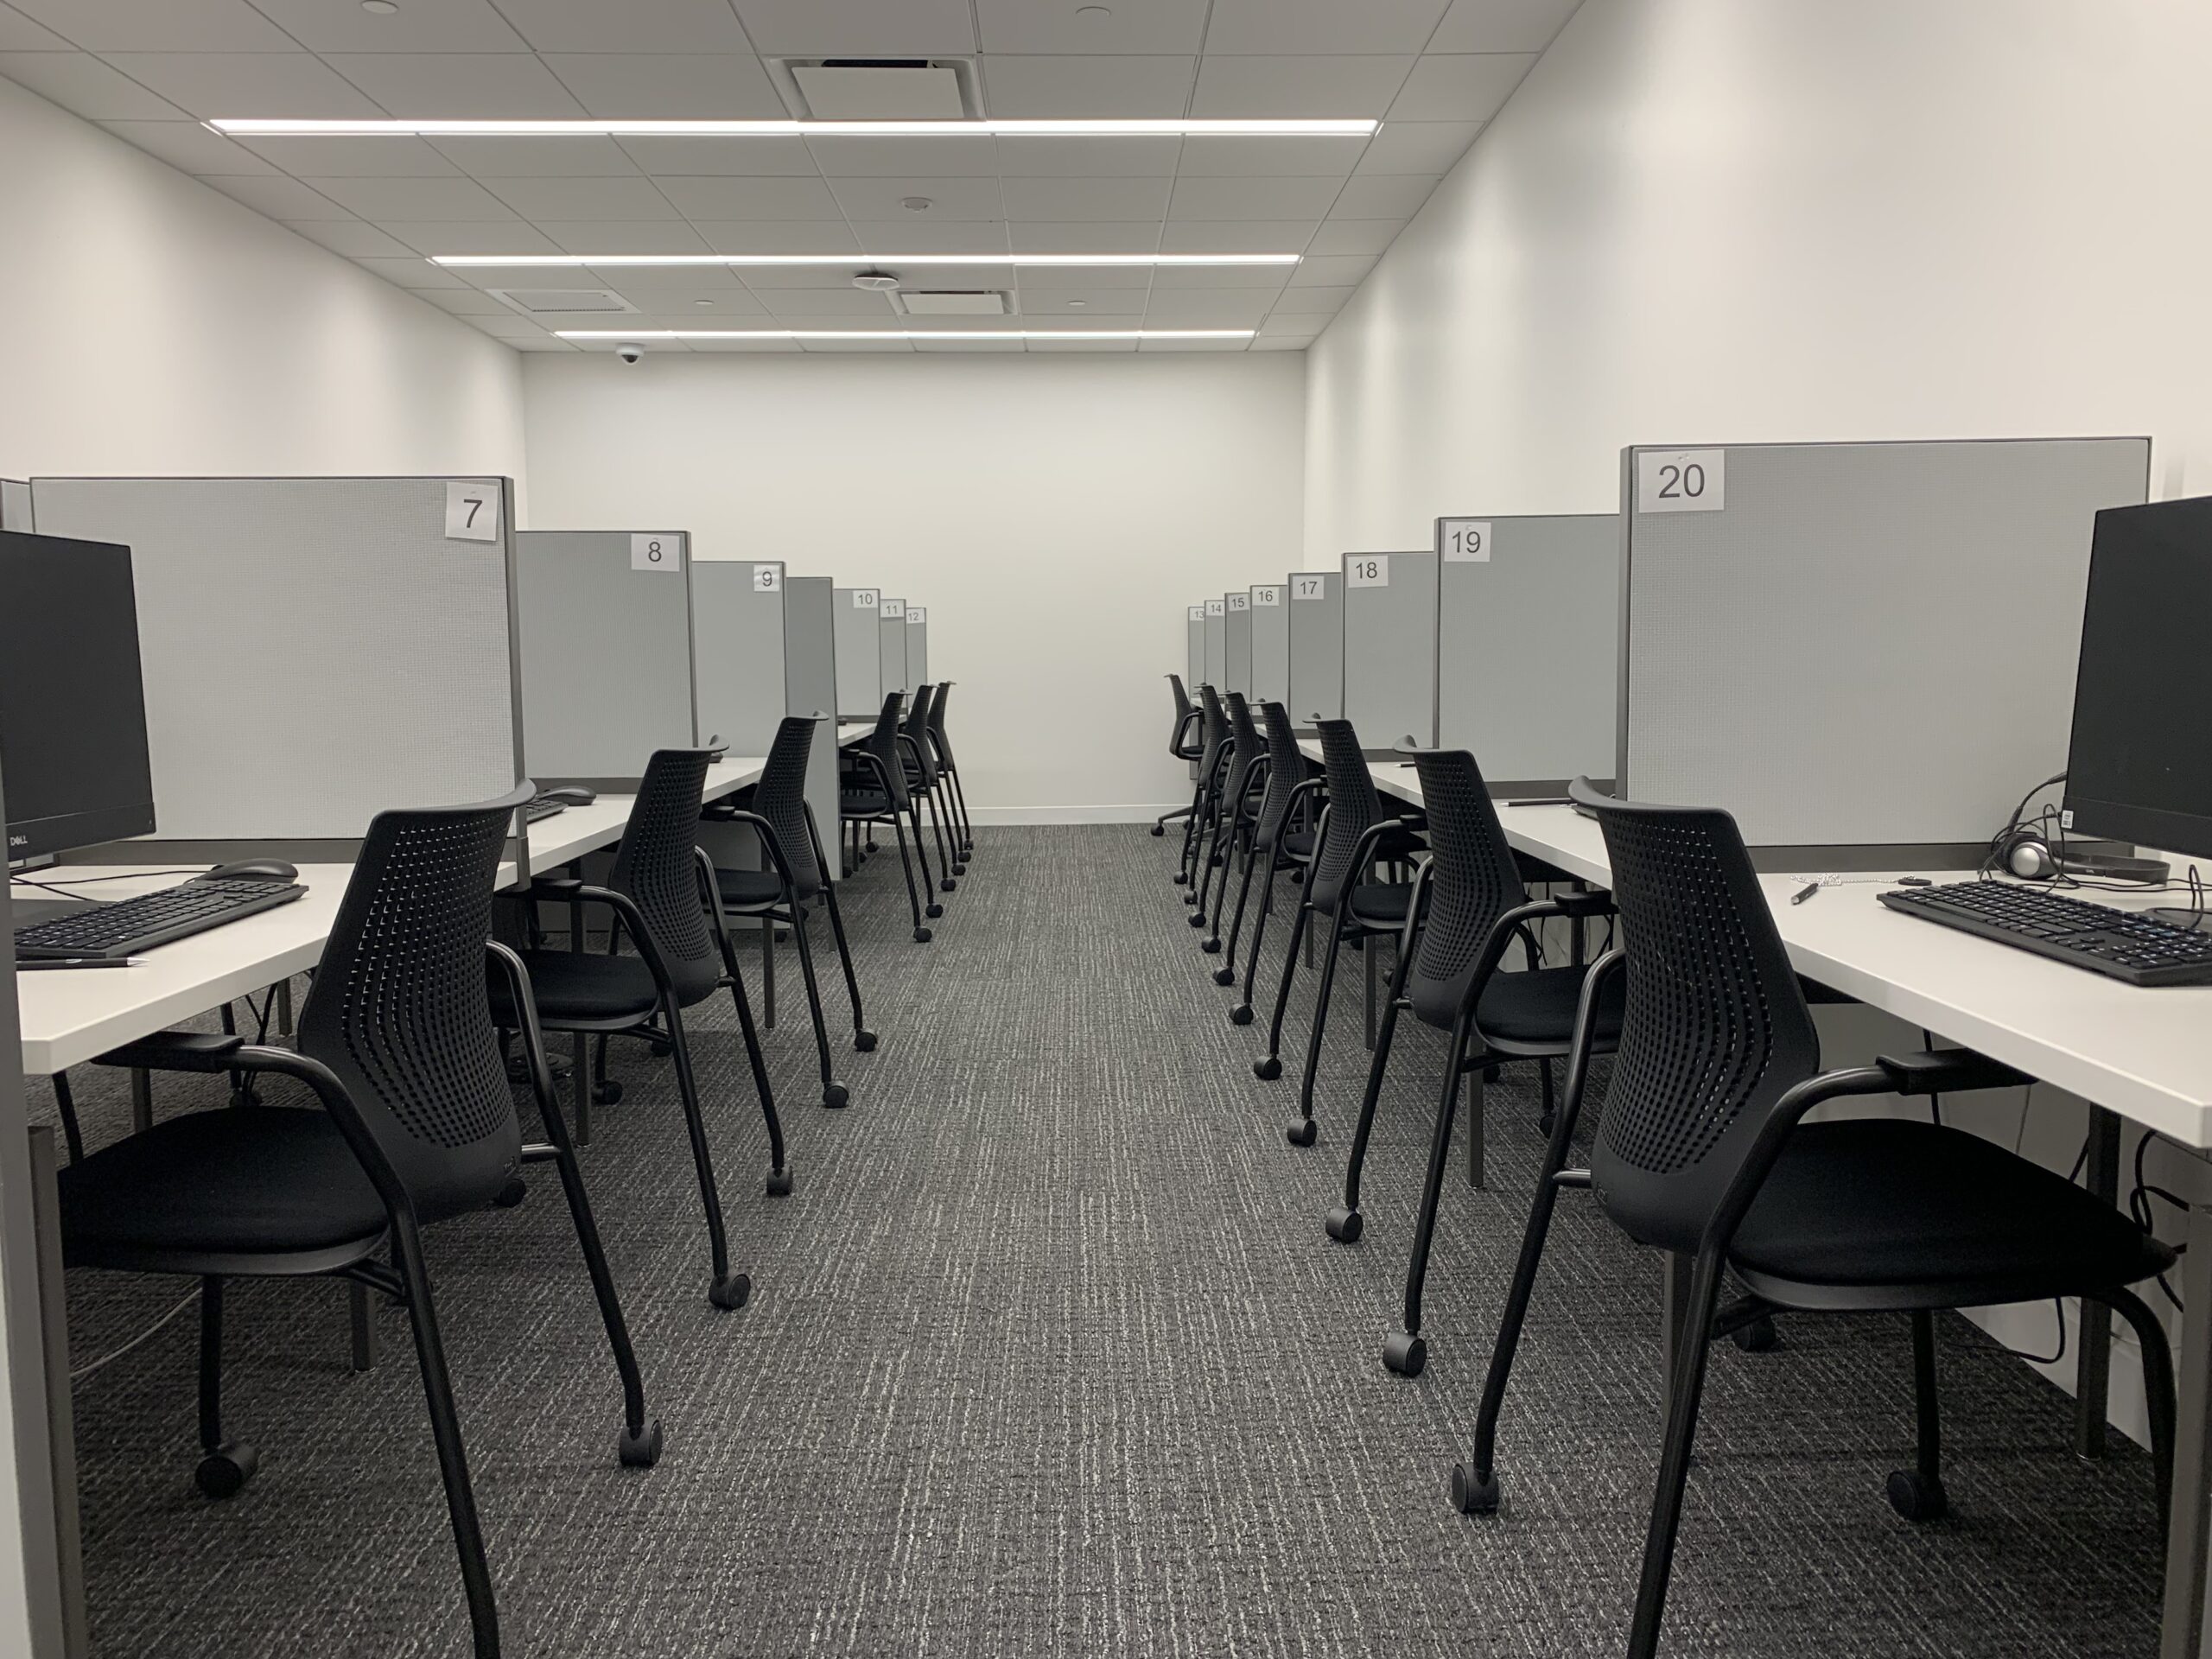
525, 796, 566, 823
1879, 880, 2212, 986
14, 877, 306, 961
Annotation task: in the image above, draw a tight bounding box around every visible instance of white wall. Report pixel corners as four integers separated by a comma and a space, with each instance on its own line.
0, 76, 524, 486
523, 352, 1306, 820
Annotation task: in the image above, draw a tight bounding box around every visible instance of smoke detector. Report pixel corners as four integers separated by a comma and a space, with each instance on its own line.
850, 270, 903, 292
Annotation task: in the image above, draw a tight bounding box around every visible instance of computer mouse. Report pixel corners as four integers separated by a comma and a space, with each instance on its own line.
201, 859, 299, 883
541, 785, 597, 807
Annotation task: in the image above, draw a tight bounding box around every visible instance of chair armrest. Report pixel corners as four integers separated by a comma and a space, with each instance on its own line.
1551, 888, 1616, 920
1705, 1063, 1899, 1251
709, 807, 800, 887
93, 1031, 245, 1072
1876, 1048, 2036, 1097
1341, 814, 1418, 880
526, 874, 586, 901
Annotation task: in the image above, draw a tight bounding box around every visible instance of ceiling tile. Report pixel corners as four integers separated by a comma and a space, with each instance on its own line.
827, 175, 1005, 222
306, 174, 515, 219
1014, 288, 1147, 316
995, 135, 1181, 177
236, 134, 461, 175
434, 135, 642, 176
501, 334, 579, 350
689, 338, 802, 352
619, 134, 815, 175
541, 54, 784, 118
1156, 219, 1315, 251
732, 0, 975, 57
469, 313, 558, 338
245, 0, 530, 52
976, 0, 1205, 54
492, 0, 752, 53
1201, 0, 1449, 54
912, 337, 1021, 353
0, 53, 185, 118
375, 219, 559, 254
847, 220, 1013, 256
0, 3, 69, 48
1026, 338, 1136, 353
542, 219, 712, 253
1007, 262, 1152, 289
1137, 336, 1245, 351
798, 339, 915, 353
877, 260, 1016, 287
1175, 134, 1366, 176
1250, 336, 1311, 349
1304, 217, 1402, 255
1007, 220, 1163, 254
1191, 54, 1413, 118
763, 289, 902, 316
1354, 118, 1479, 174
200, 174, 354, 218
587, 263, 743, 288
416, 288, 517, 315
606, 286, 771, 315
1168, 174, 1342, 220
103, 51, 383, 118
1289, 252, 1374, 284
480, 175, 681, 219
1142, 288, 1277, 325
1001, 175, 1173, 223
806, 133, 999, 179
656, 174, 842, 219
1269, 284, 1354, 313
981, 55, 1195, 120
9, 0, 292, 51
1147, 262, 1288, 289
1328, 173, 1436, 218
1256, 315, 1322, 337
324, 53, 587, 118
100, 119, 278, 175
352, 254, 466, 286
280, 218, 418, 257
734, 264, 870, 288
1385, 53, 1535, 121
690, 219, 860, 254
1428, 0, 1581, 54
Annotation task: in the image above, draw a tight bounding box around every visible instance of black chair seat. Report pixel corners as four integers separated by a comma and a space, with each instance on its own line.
1346, 882, 1414, 927
1731, 1119, 2176, 1309
839, 789, 892, 817
1281, 829, 1317, 859
1474, 963, 1628, 1052
492, 950, 660, 1026
715, 868, 785, 911
60, 1107, 390, 1270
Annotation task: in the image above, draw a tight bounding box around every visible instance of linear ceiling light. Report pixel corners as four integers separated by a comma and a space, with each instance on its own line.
209, 118, 1377, 137
432, 252, 1299, 268
556, 329, 1256, 341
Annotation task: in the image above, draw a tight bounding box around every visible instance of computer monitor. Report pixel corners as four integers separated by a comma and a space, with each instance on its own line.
0, 530, 157, 862
2062, 496, 2212, 860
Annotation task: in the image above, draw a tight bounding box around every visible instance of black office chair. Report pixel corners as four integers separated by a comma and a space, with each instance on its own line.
1175, 685, 1231, 895
1451, 777, 2178, 1659
709, 715, 875, 1111
64, 782, 660, 1658
925, 679, 976, 863
1153, 673, 1205, 838
1224, 700, 1323, 1015
1192, 690, 1266, 939
899, 683, 963, 888
1322, 743, 1618, 1378
1253, 718, 1424, 1148
841, 691, 941, 943
493, 747, 756, 1305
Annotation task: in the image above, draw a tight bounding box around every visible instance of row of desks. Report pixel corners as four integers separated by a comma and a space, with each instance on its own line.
1303, 741, 2212, 1659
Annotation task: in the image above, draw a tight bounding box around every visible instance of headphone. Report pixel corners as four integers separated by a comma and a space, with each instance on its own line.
1987, 772, 2169, 883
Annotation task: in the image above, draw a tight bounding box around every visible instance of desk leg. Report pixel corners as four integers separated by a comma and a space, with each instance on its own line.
128, 1069, 151, 1135
25, 1127, 89, 1658
274, 977, 292, 1038
2159, 1199, 2212, 1658
348, 1282, 379, 1373
2078, 1107, 2122, 1459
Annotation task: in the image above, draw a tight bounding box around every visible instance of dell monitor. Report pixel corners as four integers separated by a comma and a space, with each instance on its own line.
0, 530, 157, 868
2062, 496, 2212, 864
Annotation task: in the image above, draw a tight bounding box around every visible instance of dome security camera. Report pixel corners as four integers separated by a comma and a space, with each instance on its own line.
616, 342, 645, 365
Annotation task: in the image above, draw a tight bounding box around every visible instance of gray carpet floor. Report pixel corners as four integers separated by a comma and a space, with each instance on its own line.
40, 825, 2166, 1656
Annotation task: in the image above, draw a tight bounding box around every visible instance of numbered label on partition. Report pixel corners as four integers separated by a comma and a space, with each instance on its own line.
1292, 575, 1326, 601
1252, 586, 1283, 607
752, 563, 782, 593
854, 588, 880, 610
881, 599, 906, 619
1637, 449, 1726, 514
1226, 592, 1249, 613
906, 607, 926, 625
1344, 554, 1389, 588
1439, 518, 1491, 563
444, 481, 499, 543
631, 533, 681, 572
1188, 604, 1206, 621
1205, 599, 1224, 617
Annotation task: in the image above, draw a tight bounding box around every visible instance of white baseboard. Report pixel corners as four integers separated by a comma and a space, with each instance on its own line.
965, 804, 1186, 826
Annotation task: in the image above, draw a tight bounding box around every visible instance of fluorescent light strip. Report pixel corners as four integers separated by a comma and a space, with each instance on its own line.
556, 329, 1255, 341
210, 118, 1376, 138
433, 252, 1297, 269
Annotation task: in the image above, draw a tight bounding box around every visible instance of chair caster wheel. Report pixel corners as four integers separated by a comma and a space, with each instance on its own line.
1151, 825, 1166, 836
823, 1082, 849, 1109
925, 903, 944, 919
493, 1177, 528, 1209
1253, 1055, 1281, 1080
593, 1079, 623, 1106
1537, 1111, 1555, 1136
766, 1169, 794, 1197
1230, 1004, 1254, 1026
1732, 1315, 1779, 1352
1451, 1464, 1500, 1515
855, 1030, 878, 1052
709, 1272, 751, 1311
1382, 1332, 1427, 1376
1187, 911, 1207, 928
1212, 966, 1236, 986
1201, 938, 1222, 954
618, 1419, 664, 1469
940, 877, 957, 893
194, 1441, 259, 1499
951, 863, 967, 877
913, 927, 933, 943
1285, 1117, 1317, 1148
1885, 1470, 1947, 1522
1324, 1206, 1363, 1243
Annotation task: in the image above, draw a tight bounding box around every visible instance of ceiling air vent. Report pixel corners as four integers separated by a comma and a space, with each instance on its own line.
778, 58, 979, 119
489, 289, 636, 315
895, 291, 1013, 317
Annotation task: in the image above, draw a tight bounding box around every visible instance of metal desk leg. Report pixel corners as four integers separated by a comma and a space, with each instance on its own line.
25, 1128, 88, 1658
128, 1068, 151, 1135
2077, 1106, 2122, 1459
274, 977, 293, 1038
2160, 1198, 2212, 1658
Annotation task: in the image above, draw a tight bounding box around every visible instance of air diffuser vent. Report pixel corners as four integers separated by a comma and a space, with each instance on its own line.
894, 290, 1012, 317
778, 57, 979, 119
490, 288, 636, 315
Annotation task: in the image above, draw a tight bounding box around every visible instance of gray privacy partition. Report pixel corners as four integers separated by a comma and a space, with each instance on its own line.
0, 478, 29, 529
1223, 591, 1253, 696
1341, 550, 1436, 752
1286, 570, 1343, 731
1434, 513, 1618, 790
1618, 435, 2151, 857
1249, 582, 1288, 704
30, 475, 524, 858
834, 586, 883, 716
905, 604, 929, 683
693, 559, 787, 755
514, 530, 696, 785
783, 575, 842, 877
879, 598, 910, 696
1202, 598, 1226, 688
1185, 604, 1206, 687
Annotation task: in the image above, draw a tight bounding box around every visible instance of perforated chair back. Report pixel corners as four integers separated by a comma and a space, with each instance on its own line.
927, 681, 957, 766
1573, 776, 1821, 1255
296, 782, 532, 1224
1167, 675, 1198, 759
1195, 683, 1230, 791
1222, 690, 1264, 807
1251, 702, 1304, 850
607, 747, 723, 1008
861, 691, 912, 810
1307, 718, 1389, 913
1404, 746, 1529, 1030
903, 683, 940, 787
753, 715, 825, 899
